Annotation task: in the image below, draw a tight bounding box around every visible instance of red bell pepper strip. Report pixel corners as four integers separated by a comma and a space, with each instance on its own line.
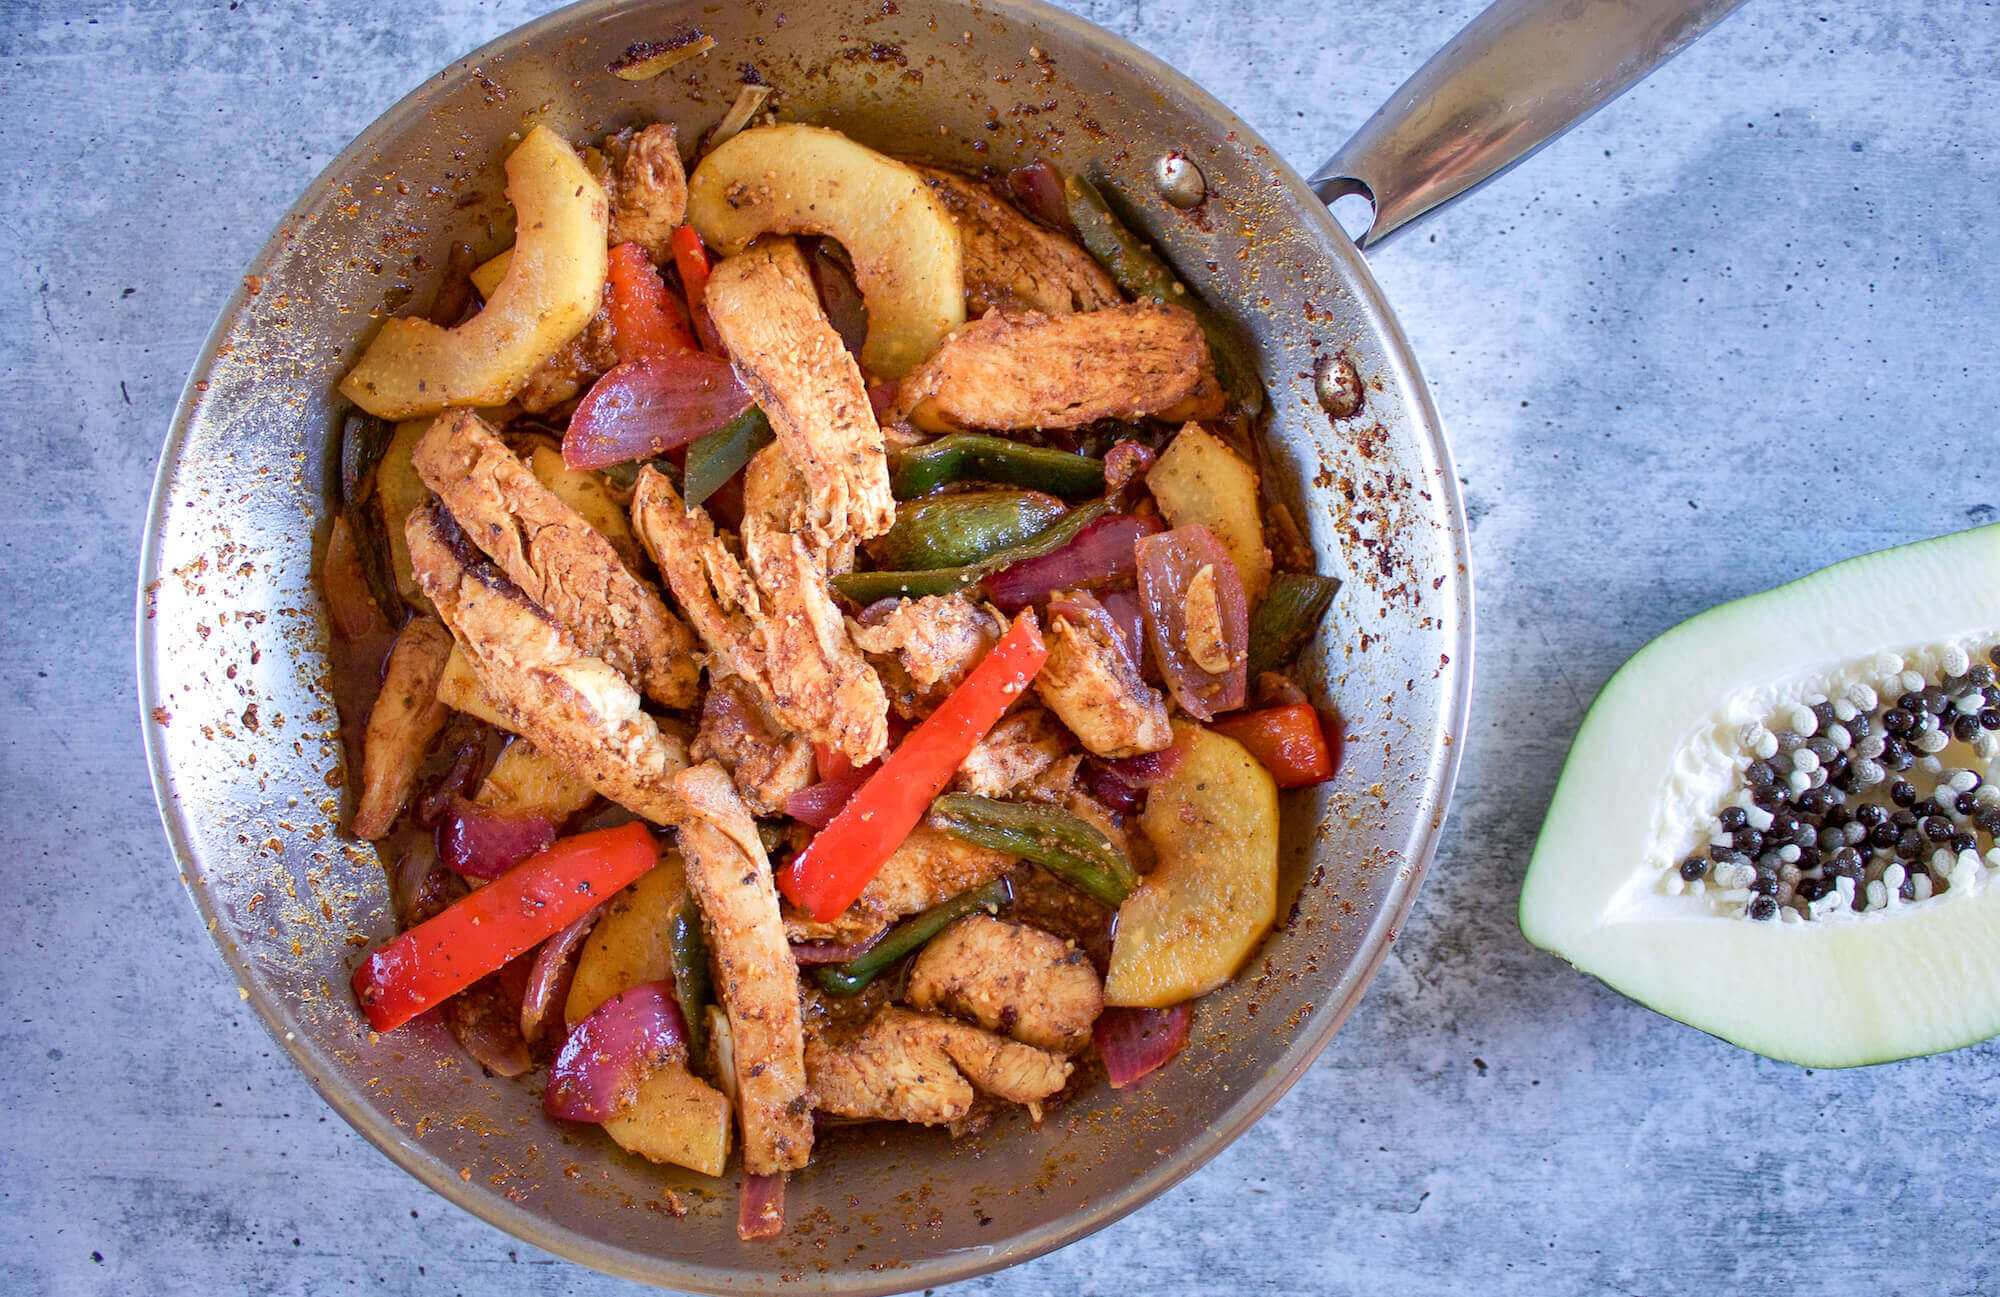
1210, 703, 1338, 790
353, 822, 661, 1033
779, 612, 1049, 922
605, 241, 698, 362
670, 224, 726, 354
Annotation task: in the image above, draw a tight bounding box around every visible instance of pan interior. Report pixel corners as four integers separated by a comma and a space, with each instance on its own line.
137, 0, 1470, 1289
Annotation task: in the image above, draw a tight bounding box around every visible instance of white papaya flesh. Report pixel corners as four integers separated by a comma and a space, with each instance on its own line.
1521, 523, 2000, 1067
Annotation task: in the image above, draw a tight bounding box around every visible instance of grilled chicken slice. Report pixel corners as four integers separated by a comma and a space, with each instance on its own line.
631, 460, 890, 766
691, 673, 814, 816
516, 287, 616, 414
783, 824, 1014, 945
951, 708, 1069, 800
704, 238, 894, 544
413, 410, 698, 709
600, 123, 689, 261
405, 501, 688, 824
1036, 591, 1174, 758
807, 1006, 1071, 1125
912, 166, 1120, 317
907, 915, 1104, 1053
847, 593, 1005, 719
674, 762, 813, 1175
351, 615, 454, 839
897, 302, 1225, 433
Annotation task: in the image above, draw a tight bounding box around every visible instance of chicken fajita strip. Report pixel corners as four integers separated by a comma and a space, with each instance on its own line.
405, 500, 688, 824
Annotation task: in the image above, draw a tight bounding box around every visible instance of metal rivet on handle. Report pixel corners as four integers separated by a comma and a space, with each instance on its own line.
1151, 152, 1205, 209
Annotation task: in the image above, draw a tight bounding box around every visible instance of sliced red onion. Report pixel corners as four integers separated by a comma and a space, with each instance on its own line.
1103, 440, 1156, 498
988, 513, 1163, 612
1095, 1003, 1193, 1088
391, 850, 462, 928
784, 768, 875, 830
789, 932, 886, 965
738, 1171, 787, 1241
416, 734, 488, 827
544, 980, 688, 1122
1047, 589, 1143, 673
867, 381, 900, 421
855, 596, 903, 628
807, 242, 869, 361
445, 972, 533, 1078
1136, 524, 1249, 721
563, 353, 752, 470
1108, 739, 1186, 788
1098, 589, 1145, 665
437, 801, 557, 880
1082, 761, 1144, 812
1006, 159, 1071, 231
520, 907, 603, 1046
1085, 735, 1190, 811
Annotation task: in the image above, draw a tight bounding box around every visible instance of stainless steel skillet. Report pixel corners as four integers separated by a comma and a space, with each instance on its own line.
137, 0, 1740, 1289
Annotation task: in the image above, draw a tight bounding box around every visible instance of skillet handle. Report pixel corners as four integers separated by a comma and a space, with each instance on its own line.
1310, 0, 1746, 248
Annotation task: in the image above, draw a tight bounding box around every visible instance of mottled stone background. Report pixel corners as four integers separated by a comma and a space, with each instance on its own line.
4, 0, 1996, 1293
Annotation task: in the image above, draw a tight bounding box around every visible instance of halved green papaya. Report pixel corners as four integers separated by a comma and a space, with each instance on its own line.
1520, 523, 2000, 1067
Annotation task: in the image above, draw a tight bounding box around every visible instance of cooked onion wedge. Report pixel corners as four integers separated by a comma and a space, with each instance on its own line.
339, 126, 609, 418
685, 123, 963, 379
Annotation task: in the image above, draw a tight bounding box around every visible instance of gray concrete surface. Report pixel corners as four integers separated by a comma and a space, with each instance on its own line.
4, 0, 1998, 1293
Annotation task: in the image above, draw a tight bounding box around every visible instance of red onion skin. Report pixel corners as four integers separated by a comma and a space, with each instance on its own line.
988, 513, 1163, 611
1095, 1003, 1193, 1088
544, 981, 689, 1122
738, 1171, 787, 1241
562, 353, 752, 470
1136, 525, 1249, 720
520, 907, 603, 1046
1005, 160, 1071, 231
437, 801, 557, 880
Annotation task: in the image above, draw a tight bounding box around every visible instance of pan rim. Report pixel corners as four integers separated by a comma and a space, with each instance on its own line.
134, 0, 1474, 1288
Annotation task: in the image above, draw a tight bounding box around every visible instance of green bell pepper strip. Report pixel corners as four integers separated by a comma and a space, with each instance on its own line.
927, 793, 1138, 908
833, 499, 1113, 604
873, 489, 1069, 571
668, 895, 712, 1062
683, 406, 775, 508
889, 434, 1105, 500
1246, 572, 1342, 677
812, 878, 1012, 997
1062, 172, 1265, 416
338, 411, 407, 626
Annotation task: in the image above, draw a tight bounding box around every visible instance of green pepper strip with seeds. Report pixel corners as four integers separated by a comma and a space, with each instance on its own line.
832, 499, 1113, 604
812, 878, 1013, 997
1063, 172, 1265, 416
890, 433, 1105, 500
928, 793, 1139, 908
